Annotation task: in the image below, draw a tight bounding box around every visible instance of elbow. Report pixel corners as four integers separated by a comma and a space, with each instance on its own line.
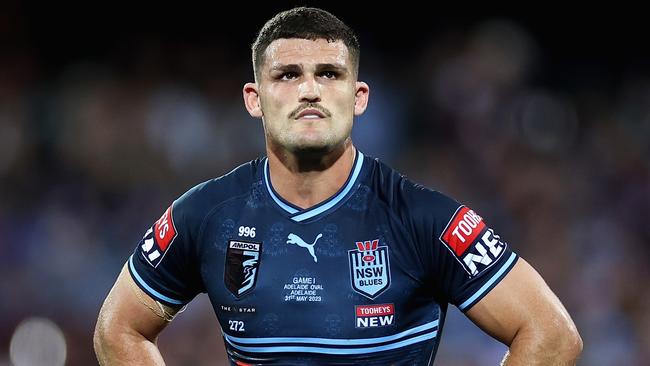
93, 316, 112, 363
542, 319, 583, 362
512, 318, 583, 363
552, 311, 583, 361
94, 309, 123, 364
561, 323, 583, 361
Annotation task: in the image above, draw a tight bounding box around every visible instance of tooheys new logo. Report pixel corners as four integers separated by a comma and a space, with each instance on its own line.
355, 304, 395, 328
140, 205, 178, 267
440, 206, 506, 276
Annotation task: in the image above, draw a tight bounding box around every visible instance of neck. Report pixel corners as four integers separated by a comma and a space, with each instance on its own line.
266, 139, 356, 209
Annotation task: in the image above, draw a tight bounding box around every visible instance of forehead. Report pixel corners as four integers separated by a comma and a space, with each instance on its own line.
263, 38, 350, 69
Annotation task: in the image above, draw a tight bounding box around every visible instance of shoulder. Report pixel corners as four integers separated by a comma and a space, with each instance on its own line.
173, 158, 263, 225
365, 156, 460, 220
180, 159, 261, 202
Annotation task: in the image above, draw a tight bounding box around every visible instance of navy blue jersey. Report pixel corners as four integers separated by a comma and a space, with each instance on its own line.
129, 150, 518, 365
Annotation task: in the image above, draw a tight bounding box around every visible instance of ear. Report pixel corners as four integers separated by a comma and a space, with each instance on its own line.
353, 81, 370, 116
243, 82, 263, 118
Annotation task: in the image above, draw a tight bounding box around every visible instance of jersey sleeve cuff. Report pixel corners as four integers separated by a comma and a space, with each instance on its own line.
128, 254, 188, 306
457, 253, 518, 312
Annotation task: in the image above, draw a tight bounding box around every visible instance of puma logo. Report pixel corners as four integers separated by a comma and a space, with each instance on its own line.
287, 233, 322, 262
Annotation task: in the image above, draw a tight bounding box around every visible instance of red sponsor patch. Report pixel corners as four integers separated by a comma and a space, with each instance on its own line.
355, 303, 395, 317
154, 206, 177, 251
441, 206, 486, 256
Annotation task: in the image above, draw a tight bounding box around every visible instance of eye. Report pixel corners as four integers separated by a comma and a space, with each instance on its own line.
280, 72, 299, 80
320, 71, 338, 79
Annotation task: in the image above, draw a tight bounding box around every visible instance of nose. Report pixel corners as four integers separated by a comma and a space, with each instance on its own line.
298, 75, 321, 103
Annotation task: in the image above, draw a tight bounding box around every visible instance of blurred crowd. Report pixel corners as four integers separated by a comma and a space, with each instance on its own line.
0, 8, 649, 366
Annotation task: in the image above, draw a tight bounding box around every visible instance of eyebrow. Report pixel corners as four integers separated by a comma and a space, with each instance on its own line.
269, 63, 349, 74
269, 64, 301, 73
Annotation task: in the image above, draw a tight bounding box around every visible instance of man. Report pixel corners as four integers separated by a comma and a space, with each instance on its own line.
94, 7, 582, 365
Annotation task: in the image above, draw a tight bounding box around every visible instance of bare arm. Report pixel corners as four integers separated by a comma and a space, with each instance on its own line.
465, 258, 583, 365
94, 263, 182, 365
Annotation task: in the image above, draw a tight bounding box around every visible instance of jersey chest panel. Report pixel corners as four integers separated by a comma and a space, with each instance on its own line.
200, 200, 440, 341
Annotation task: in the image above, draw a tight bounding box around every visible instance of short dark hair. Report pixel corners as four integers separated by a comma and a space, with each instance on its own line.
252, 7, 360, 80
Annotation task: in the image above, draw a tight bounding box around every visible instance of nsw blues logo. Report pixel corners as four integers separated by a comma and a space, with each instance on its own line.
225, 240, 262, 298
348, 239, 391, 299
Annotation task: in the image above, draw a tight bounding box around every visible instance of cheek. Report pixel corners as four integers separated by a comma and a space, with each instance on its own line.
334, 87, 357, 108
332, 94, 356, 113
263, 87, 294, 111
259, 95, 281, 115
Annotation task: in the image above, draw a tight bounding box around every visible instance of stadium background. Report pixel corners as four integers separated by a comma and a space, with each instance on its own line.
1, 3, 648, 365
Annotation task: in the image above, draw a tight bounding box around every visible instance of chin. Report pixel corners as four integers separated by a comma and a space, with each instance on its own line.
273, 131, 346, 155
287, 134, 332, 150
289, 143, 333, 154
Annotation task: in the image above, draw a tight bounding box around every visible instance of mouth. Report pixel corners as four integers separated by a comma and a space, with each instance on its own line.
295, 108, 326, 120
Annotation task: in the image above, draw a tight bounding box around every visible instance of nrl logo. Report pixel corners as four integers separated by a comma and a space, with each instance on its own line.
348, 239, 391, 299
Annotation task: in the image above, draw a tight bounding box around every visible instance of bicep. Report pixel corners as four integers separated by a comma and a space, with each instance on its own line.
464, 258, 575, 346
97, 263, 179, 342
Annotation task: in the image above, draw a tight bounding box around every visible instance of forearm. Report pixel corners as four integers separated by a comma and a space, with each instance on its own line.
94, 328, 166, 366
500, 327, 582, 366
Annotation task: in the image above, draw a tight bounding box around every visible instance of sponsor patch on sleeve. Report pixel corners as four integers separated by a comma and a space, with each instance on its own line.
139, 205, 178, 267
154, 206, 177, 251
440, 206, 507, 276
